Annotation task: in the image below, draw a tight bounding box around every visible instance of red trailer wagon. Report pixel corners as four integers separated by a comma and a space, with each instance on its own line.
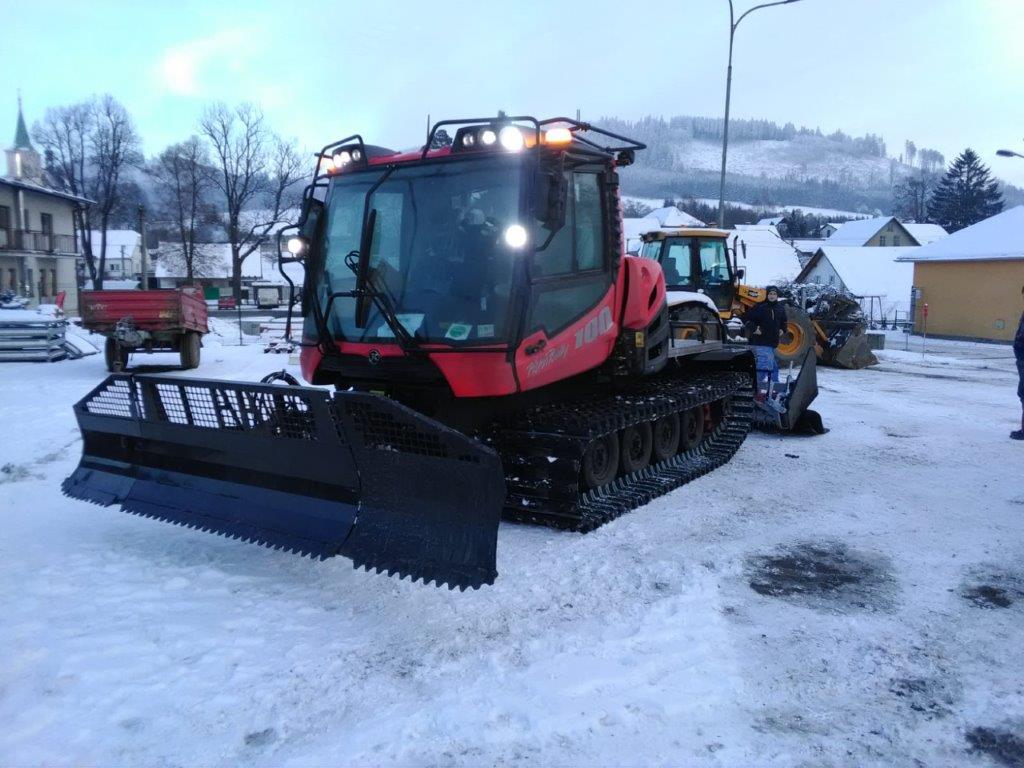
79, 288, 209, 372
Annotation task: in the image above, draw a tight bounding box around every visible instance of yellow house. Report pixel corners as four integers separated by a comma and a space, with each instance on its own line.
898, 206, 1024, 342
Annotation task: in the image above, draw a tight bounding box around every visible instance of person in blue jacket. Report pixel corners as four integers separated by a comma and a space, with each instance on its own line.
1013, 285, 1024, 441
745, 285, 788, 393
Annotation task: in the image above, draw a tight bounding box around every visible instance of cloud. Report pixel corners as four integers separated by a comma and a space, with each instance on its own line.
156, 27, 254, 96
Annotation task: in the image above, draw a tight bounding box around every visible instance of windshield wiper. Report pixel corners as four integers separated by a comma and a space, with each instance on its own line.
353, 166, 396, 328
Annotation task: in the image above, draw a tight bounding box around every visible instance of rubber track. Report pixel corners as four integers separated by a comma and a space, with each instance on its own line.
492, 370, 754, 532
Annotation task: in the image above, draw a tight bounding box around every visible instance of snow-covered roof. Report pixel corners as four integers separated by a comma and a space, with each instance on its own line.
800, 246, 916, 314
897, 207, 1024, 263
731, 225, 803, 286
902, 223, 947, 245
644, 207, 705, 228
791, 238, 824, 253
824, 216, 896, 246
757, 215, 785, 226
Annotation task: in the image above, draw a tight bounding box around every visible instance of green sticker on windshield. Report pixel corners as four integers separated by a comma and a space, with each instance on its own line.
445, 323, 472, 341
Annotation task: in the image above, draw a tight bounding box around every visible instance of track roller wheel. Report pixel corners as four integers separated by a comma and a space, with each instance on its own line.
651, 414, 681, 462
582, 433, 619, 490
619, 422, 653, 475
679, 406, 706, 452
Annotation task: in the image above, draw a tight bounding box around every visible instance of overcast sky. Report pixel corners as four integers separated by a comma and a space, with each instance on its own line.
4, 0, 1024, 186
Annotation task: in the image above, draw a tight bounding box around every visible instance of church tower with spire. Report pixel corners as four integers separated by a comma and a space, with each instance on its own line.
6, 92, 42, 183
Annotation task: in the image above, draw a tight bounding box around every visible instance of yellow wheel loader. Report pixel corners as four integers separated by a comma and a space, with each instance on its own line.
637, 228, 875, 369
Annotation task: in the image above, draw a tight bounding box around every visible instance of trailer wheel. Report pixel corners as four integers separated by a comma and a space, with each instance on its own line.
179, 332, 201, 369
651, 414, 681, 462
776, 305, 815, 365
582, 433, 619, 490
104, 338, 126, 373
619, 422, 653, 475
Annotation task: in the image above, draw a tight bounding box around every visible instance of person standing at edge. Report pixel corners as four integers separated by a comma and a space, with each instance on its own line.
1012, 285, 1024, 441
745, 285, 788, 395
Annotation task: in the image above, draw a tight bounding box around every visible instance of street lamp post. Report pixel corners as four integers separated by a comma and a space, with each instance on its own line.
717, 0, 803, 227
996, 148, 1024, 160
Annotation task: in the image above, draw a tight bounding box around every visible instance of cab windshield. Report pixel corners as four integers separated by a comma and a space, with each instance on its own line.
317, 156, 523, 344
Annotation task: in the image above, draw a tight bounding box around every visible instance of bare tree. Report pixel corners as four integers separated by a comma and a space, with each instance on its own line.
150, 137, 215, 281
200, 103, 304, 300
88, 95, 142, 288
33, 102, 94, 278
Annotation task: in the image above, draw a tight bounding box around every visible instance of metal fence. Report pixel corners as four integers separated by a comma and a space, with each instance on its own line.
0, 316, 69, 362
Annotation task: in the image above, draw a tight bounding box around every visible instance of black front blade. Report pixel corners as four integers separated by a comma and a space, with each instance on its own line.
333, 391, 505, 590
62, 375, 503, 590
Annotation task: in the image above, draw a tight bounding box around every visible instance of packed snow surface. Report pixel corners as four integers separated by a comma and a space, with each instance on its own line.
2, 327, 1024, 766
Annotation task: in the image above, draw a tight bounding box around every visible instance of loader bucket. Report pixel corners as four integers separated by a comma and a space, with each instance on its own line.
779, 347, 825, 434
61, 375, 504, 590
820, 326, 877, 369
753, 347, 826, 435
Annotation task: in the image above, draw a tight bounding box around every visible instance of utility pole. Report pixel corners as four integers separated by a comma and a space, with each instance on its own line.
717, 0, 803, 227
137, 205, 148, 290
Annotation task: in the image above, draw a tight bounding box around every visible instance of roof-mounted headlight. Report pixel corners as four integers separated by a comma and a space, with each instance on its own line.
499, 126, 524, 152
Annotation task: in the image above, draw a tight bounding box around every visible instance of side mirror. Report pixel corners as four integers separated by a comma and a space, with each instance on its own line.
735, 266, 745, 280
533, 157, 567, 233
298, 197, 324, 246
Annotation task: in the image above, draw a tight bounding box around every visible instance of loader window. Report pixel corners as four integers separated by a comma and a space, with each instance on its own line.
662, 242, 692, 286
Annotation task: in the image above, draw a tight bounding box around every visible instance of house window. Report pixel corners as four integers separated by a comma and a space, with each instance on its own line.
51, 269, 58, 295
887, 222, 893, 232
24, 209, 30, 230
893, 235, 901, 246
7, 268, 15, 289
879, 235, 886, 246
0, 205, 9, 231
828, 275, 835, 285
40, 213, 53, 234
26, 268, 33, 296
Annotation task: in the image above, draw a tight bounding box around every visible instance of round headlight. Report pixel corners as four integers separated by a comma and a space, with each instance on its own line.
286, 236, 307, 256
351, 148, 363, 161
499, 126, 524, 152
479, 129, 497, 147
332, 150, 351, 168
462, 132, 476, 147
503, 224, 528, 249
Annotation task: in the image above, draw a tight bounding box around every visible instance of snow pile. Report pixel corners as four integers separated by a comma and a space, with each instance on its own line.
806, 246, 916, 315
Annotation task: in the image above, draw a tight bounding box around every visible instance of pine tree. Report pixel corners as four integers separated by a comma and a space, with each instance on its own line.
928, 149, 1003, 231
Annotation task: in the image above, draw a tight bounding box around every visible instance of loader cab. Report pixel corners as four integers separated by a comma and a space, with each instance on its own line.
639, 229, 735, 311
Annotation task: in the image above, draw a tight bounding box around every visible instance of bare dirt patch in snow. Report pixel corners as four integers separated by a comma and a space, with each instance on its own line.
745, 541, 897, 613
960, 567, 1024, 610
0, 463, 37, 484
888, 676, 960, 720
965, 725, 1024, 766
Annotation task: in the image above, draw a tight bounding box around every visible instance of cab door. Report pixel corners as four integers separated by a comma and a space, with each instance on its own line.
515, 170, 616, 390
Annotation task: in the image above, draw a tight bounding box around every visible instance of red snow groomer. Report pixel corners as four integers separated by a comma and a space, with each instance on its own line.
63, 116, 757, 590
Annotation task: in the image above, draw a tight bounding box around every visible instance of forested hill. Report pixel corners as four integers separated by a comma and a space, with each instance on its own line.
599, 115, 1022, 214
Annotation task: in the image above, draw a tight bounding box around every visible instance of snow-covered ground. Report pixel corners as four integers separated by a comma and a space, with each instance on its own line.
2, 327, 1024, 766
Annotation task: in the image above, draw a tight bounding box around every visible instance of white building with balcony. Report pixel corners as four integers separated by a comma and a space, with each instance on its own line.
0, 97, 89, 311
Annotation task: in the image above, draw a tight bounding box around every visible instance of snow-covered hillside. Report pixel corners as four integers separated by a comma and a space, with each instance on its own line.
2, 325, 1024, 766
671, 134, 895, 190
